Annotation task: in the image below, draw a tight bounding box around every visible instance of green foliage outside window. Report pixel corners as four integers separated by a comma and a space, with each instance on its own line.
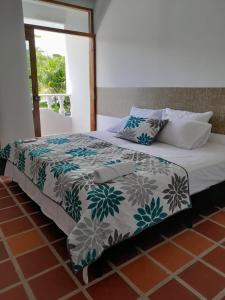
27, 48, 71, 114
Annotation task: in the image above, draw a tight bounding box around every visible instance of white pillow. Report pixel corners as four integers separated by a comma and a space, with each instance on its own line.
130, 106, 162, 119
162, 108, 213, 123
157, 119, 212, 149
107, 116, 129, 133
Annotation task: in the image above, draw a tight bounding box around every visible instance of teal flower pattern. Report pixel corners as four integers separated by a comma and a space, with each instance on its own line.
155, 156, 172, 165
104, 160, 122, 166
88, 185, 125, 221
66, 147, 97, 158
125, 116, 146, 128
46, 137, 70, 145
0, 144, 11, 160
37, 163, 47, 191
137, 133, 154, 145
18, 151, 26, 172
3, 133, 190, 273
51, 162, 80, 179
64, 189, 82, 222
134, 198, 168, 235
29, 147, 51, 161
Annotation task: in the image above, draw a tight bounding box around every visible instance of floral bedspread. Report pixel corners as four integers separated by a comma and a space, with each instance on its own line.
0, 134, 191, 271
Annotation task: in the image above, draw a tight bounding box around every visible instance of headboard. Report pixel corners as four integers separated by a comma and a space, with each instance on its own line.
97, 88, 225, 134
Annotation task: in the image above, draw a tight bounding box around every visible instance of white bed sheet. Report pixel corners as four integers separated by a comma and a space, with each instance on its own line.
5, 131, 225, 235
90, 131, 225, 196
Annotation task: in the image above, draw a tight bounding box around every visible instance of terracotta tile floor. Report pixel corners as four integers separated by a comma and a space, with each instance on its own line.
0, 176, 225, 300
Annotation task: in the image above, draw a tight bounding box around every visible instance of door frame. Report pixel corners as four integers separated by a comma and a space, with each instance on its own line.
25, 26, 41, 137
25, 1, 96, 136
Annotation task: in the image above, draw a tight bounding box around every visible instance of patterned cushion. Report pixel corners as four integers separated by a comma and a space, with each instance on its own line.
116, 116, 168, 145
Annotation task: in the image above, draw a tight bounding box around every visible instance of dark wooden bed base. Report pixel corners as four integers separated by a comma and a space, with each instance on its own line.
1, 158, 224, 279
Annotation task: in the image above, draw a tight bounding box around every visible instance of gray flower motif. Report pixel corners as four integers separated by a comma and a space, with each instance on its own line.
121, 151, 150, 162
117, 128, 136, 140
147, 119, 168, 129
89, 141, 112, 149
30, 158, 43, 182
67, 134, 92, 146
103, 229, 130, 249
54, 173, 78, 199
13, 145, 21, 163
69, 217, 113, 262
163, 173, 189, 212
117, 174, 158, 207
22, 142, 47, 152
136, 157, 171, 175
72, 173, 96, 192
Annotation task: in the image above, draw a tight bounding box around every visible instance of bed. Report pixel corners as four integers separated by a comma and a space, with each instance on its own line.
1, 88, 225, 281
1, 130, 225, 276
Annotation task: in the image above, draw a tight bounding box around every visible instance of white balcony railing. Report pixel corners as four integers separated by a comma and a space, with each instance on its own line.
39, 94, 71, 115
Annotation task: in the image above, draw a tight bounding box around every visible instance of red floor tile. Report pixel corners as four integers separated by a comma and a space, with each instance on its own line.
15, 193, 32, 204
29, 266, 77, 300
17, 246, 59, 278
0, 260, 20, 289
203, 247, 225, 274
1, 217, 33, 237
172, 230, 213, 255
40, 224, 66, 242
87, 273, 138, 300
0, 206, 24, 223
0, 241, 8, 261
67, 293, 88, 300
180, 262, 225, 299
194, 220, 225, 241
0, 285, 29, 300
7, 229, 45, 255
0, 196, 16, 209
210, 211, 225, 226
0, 176, 11, 183
149, 279, 198, 300
121, 256, 167, 292
149, 242, 193, 272
30, 212, 52, 226
0, 189, 10, 198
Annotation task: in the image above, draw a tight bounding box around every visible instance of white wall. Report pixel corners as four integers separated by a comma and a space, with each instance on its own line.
95, 0, 225, 87
66, 35, 90, 133
40, 109, 72, 136
0, 0, 34, 146
23, 1, 89, 32
61, 0, 95, 9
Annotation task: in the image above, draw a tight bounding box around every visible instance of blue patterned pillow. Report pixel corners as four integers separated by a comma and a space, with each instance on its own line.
116, 116, 168, 145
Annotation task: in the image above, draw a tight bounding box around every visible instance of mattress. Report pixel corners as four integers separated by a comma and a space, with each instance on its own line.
5, 131, 225, 236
